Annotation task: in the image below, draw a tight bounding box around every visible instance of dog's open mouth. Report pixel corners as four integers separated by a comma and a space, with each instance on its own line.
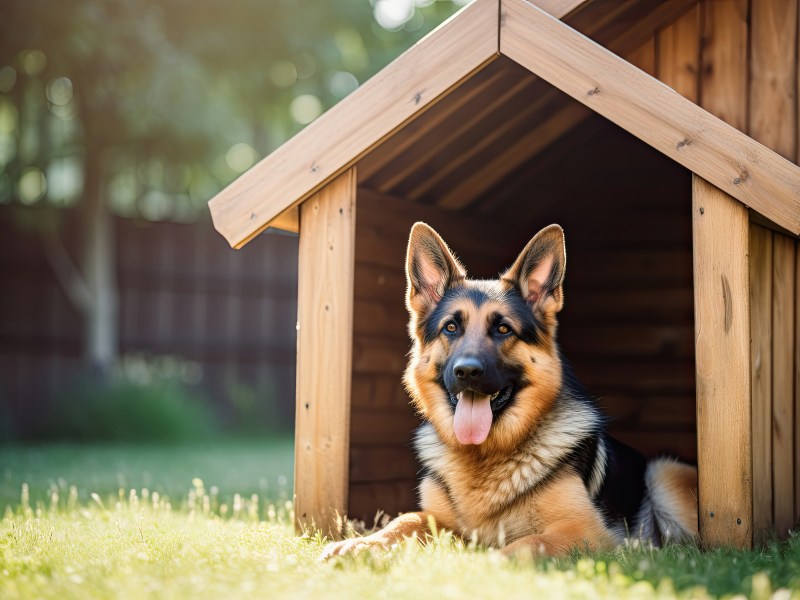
489, 384, 514, 411
449, 385, 514, 412
449, 385, 515, 445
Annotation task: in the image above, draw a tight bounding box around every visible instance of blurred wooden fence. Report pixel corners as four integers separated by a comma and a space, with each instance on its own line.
0, 206, 298, 437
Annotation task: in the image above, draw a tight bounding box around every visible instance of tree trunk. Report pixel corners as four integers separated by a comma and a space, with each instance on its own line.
79, 140, 117, 376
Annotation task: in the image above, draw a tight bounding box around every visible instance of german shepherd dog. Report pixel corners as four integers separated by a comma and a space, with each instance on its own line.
323, 222, 698, 558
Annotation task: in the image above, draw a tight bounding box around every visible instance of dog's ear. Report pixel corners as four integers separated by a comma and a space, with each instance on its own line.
406, 222, 466, 316
502, 224, 566, 313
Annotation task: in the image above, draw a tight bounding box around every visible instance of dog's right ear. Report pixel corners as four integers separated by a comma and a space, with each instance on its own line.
405, 222, 466, 316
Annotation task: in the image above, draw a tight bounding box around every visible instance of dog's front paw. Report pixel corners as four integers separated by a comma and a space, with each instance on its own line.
320, 534, 392, 560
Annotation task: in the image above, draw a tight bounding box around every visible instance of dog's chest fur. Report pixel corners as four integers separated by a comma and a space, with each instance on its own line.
414, 395, 603, 543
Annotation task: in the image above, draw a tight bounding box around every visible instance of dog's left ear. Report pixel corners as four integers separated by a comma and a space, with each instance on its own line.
501, 224, 566, 313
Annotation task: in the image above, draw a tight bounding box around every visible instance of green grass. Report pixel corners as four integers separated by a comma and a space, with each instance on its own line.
0, 437, 294, 510
1, 441, 799, 599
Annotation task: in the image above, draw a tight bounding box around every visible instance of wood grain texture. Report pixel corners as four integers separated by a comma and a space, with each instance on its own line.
796, 242, 800, 525
749, 224, 773, 544
700, 0, 748, 131
294, 169, 357, 536
266, 207, 299, 234
627, 37, 655, 76
500, 0, 800, 235
749, 0, 798, 161
692, 175, 752, 548
657, 5, 700, 102
772, 233, 796, 538
436, 101, 590, 210
208, 0, 499, 248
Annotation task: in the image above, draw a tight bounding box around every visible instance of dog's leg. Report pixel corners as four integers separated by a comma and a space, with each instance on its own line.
502, 473, 616, 558
500, 527, 602, 558
320, 511, 434, 559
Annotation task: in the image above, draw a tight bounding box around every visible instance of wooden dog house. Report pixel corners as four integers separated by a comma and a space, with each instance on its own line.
209, 0, 800, 547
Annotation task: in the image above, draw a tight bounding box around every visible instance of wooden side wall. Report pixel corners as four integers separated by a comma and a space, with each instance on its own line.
652, 0, 800, 540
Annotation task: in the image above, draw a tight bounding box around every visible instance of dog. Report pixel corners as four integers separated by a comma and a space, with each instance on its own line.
322, 222, 698, 558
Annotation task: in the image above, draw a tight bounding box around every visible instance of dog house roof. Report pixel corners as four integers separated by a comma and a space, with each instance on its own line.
208, 0, 800, 248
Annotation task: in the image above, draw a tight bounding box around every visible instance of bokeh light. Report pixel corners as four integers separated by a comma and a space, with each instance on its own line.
225, 142, 257, 173
0, 67, 17, 93
289, 94, 322, 125
374, 0, 415, 30
269, 60, 297, 89
46, 77, 74, 106
17, 167, 47, 204
19, 50, 47, 76
329, 71, 358, 99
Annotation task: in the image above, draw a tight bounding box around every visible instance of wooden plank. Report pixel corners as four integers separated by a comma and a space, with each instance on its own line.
626, 37, 655, 76
376, 73, 534, 196
500, 0, 800, 235
700, 0, 748, 131
351, 373, 411, 410
349, 410, 422, 446
358, 61, 518, 183
350, 446, 419, 483
348, 481, 418, 522
436, 101, 591, 209
599, 0, 698, 61
266, 207, 299, 234
208, 0, 499, 249
656, 5, 700, 103
796, 242, 800, 525
749, 0, 798, 161
772, 233, 796, 538
352, 336, 408, 375
294, 169, 357, 537
692, 175, 752, 548
750, 224, 773, 544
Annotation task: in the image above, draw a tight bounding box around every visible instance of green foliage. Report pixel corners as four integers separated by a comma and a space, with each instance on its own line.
0, 0, 466, 220
39, 372, 217, 443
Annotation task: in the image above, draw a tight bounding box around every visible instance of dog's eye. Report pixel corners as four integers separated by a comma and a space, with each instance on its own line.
444, 321, 458, 334
497, 324, 511, 335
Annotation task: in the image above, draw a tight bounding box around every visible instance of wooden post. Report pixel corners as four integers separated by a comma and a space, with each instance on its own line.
294, 168, 357, 537
692, 175, 752, 548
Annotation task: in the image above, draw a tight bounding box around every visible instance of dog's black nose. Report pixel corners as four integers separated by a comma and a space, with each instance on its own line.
453, 357, 484, 381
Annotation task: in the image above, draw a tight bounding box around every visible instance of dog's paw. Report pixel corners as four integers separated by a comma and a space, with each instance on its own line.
320, 534, 391, 560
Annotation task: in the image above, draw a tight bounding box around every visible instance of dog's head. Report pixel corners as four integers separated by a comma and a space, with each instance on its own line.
403, 222, 566, 453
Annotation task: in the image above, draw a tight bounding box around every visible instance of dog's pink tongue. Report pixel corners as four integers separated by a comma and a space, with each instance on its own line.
453, 391, 493, 445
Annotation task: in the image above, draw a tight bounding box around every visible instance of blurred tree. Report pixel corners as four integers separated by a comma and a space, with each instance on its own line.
0, 0, 465, 375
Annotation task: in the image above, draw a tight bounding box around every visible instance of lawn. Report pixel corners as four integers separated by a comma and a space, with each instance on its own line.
1, 440, 799, 600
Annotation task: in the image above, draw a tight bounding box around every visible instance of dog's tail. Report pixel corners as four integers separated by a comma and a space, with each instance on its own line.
645, 458, 699, 543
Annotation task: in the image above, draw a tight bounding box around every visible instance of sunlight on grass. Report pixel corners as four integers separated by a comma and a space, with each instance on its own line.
1, 440, 798, 599
1, 480, 799, 600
